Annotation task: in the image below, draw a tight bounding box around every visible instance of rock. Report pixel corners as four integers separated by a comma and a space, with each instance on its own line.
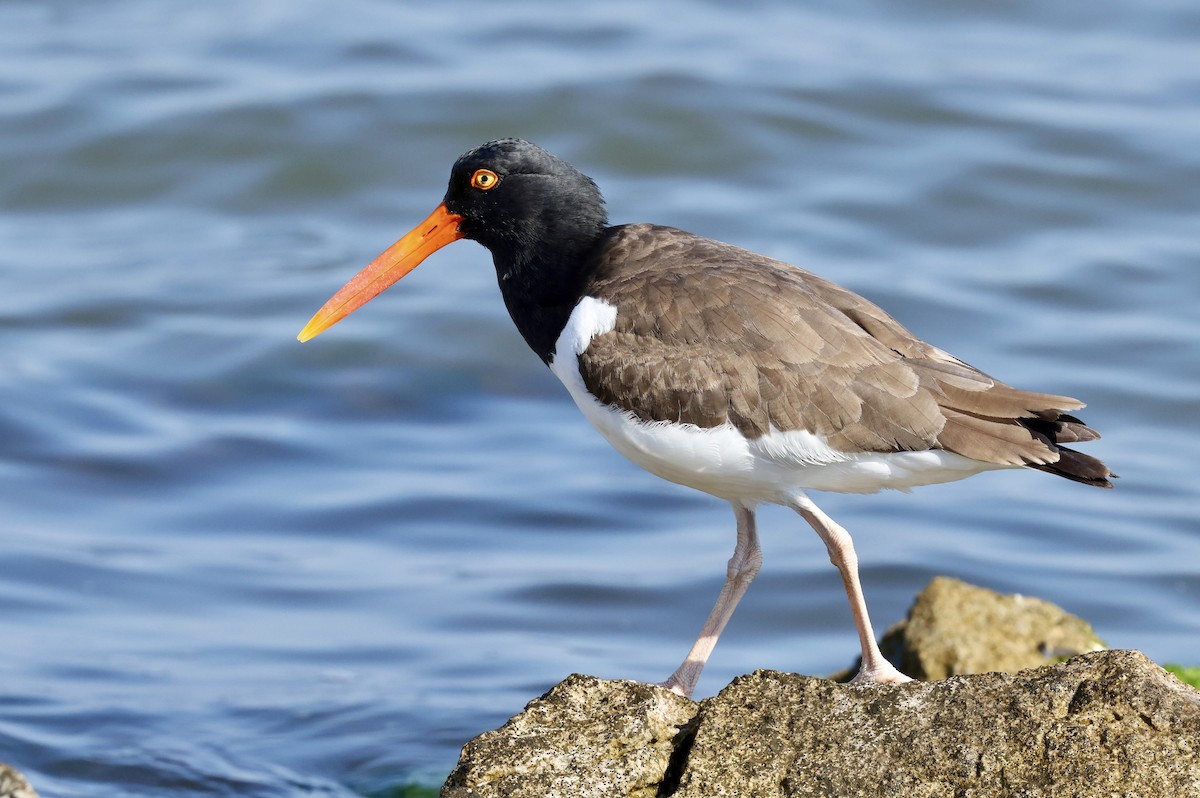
441, 580, 1200, 798
0, 764, 38, 798
676, 651, 1200, 798
441, 673, 697, 798
876, 576, 1107, 680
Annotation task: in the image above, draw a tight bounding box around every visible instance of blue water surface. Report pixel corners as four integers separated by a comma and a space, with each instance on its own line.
1, 1, 1198, 794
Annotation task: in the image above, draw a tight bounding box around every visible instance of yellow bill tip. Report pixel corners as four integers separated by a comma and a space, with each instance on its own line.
296, 316, 325, 343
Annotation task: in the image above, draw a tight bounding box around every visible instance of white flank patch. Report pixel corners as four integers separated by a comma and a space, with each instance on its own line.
550, 297, 1012, 502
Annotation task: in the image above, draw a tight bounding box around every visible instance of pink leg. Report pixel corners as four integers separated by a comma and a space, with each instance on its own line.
661, 502, 761, 698
789, 493, 911, 685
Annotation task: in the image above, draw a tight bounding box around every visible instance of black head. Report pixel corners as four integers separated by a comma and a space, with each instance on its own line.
298, 139, 608, 356
442, 139, 609, 277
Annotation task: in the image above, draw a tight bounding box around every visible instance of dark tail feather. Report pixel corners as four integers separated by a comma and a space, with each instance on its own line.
1050, 413, 1101, 444
1019, 413, 1114, 487
1029, 445, 1116, 489
1024, 412, 1100, 444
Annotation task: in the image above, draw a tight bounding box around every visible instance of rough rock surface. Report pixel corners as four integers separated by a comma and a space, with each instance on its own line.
877, 576, 1107, 680
441, 673, 697, 798
676, 651, 1199, 798
445, 652, 1199, 798
0, 764, 38, 798
441, 578, 1200, 798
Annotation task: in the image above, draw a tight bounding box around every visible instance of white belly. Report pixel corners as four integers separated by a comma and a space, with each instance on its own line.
549, 297, 1010, 503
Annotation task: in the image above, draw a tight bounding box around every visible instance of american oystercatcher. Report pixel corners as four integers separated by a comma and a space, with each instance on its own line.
299, 138, 1113, 698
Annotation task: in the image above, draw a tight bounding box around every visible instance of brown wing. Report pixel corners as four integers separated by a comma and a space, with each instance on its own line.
577, 225, 1111, 485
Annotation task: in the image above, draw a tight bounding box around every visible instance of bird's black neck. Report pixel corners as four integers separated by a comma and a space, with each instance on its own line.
491, 231, 606, 365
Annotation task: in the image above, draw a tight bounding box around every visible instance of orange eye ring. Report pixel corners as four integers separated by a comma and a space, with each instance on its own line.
470, 168, 500, 190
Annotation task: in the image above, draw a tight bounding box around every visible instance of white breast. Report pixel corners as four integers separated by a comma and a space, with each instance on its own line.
549, 297, 1010, 502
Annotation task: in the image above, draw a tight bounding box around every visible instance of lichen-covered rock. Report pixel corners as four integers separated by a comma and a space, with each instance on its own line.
677, 650, 1200, 798
877, 576, 1106, 680
440, 578, 1197, 798
441, 673, 697, 798
442, 652, 1200, 797
0, 764, 38, 798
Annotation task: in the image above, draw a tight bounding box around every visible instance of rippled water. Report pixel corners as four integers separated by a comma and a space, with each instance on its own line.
2, 1, 1198, 794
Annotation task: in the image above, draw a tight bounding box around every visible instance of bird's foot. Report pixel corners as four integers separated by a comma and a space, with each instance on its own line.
657, 676, 693, 698
849, 660, 913, 685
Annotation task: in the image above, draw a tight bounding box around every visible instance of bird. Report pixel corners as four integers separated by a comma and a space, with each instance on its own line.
298, 138, 1113, 699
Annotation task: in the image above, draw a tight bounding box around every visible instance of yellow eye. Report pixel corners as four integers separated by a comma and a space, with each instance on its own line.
470, 168, 500, 190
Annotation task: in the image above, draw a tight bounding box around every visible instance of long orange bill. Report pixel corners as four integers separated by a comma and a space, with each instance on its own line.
297, 203, 465, 342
